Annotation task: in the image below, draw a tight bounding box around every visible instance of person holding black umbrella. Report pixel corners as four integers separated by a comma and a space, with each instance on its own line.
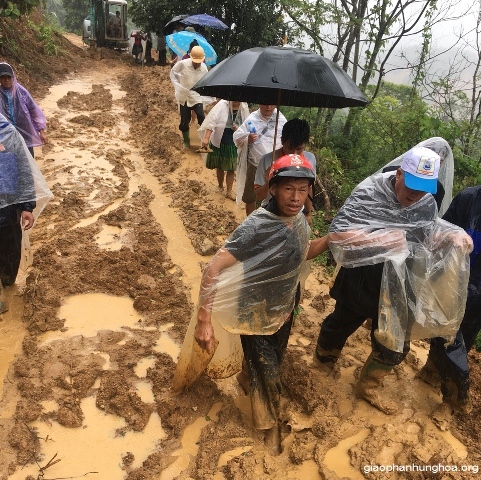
233, 104, 286, 215
170, 45, 208, 148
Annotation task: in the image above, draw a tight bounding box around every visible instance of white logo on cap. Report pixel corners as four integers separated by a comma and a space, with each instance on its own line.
289, 154, 303, 166
416, 156, 435, 177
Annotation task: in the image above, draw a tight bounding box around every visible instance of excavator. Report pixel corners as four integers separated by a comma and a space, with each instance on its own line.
84, 0, 129, 50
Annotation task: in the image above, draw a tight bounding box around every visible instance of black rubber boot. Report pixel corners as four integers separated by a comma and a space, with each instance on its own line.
182, 131, 190, 148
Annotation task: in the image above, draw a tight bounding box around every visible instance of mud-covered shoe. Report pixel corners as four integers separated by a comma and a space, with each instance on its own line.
315, 344, 341, 365
416, 357, 441, 389
431, 402, 454, 431
225, 190, 236, 201
355, 354, 398, 415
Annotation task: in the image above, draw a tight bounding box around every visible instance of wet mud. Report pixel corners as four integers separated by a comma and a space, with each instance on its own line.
1, 33, 481, 480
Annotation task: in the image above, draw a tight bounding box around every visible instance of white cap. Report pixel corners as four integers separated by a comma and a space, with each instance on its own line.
401, 146, 440, 194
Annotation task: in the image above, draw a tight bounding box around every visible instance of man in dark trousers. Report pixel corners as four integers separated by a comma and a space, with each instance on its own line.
315, 146, 472, 414
418, 185, 481, 417
169, 46, 208, 148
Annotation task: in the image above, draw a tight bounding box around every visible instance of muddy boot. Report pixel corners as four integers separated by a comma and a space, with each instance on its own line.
182, 131, 190, 148
355, 354, 398, 414
315, 344, 341, 364
431, 402, 454, 431
236, 360, 250, 395
0, 282, 7, 315
263, 423, 281, 455
416, 356, 441, 389
314, 345, 342, 379
442, 378, 473, 415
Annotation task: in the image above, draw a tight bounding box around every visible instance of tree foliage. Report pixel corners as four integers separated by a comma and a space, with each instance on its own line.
128, 0, 287, 61
61, 0, 88, 32
0, 0, 39, 16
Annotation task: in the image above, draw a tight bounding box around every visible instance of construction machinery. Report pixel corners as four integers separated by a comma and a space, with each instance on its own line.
86, 0, 129, 50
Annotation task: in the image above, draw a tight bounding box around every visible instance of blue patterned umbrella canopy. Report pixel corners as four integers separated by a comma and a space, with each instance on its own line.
166, 31, 217, 66
182, 13, 228, 30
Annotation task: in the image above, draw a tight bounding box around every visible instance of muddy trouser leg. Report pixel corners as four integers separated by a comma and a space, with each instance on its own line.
370, 313, 410, 366
0, 223, 22, 287
179, 103, 192, 132
459, 294, 481, 352
240, 317, 293, 430
316, 301, 368, 362
431, 331, 470, 408
191, 102, 205, 126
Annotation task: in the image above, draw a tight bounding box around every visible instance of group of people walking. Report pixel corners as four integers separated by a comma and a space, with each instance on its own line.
169, 52, 480, 455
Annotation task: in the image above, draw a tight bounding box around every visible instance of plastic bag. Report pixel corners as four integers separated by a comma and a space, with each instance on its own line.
328, 172, 471, 352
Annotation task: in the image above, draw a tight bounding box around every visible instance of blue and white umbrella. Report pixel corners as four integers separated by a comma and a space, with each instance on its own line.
182, 13, 229, 30
166, 31, 217, 66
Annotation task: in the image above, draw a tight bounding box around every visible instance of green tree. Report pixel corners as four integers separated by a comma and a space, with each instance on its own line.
0, 0, 39, 16
128, 0, 287, 62
62, 0, 88, 33
45, 0, 66, 27
335, 89, 433, 181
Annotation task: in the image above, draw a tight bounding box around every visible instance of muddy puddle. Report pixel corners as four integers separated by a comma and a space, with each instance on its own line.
3, 72, 214, 479
3, 46, 479, 480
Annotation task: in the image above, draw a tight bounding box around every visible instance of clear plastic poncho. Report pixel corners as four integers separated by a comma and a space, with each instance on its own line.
172, 208, 311, 391
377, 137, 454, 216
201, 208, 311, 335
0, 63, 47, 148
0, 114, 52, 210
328, 171, 471, 352
197, 99, 249, 148
0, 113, 52, 266
169, 59, 215, 108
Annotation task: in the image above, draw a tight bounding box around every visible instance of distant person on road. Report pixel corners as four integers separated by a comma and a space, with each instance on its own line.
170, 45, 208, 148
157, 34, 167, 66
0, 113, 52, 313
145, 32, 153, 62
0, 62, 48, 158
198, 100, 249, 200
233, 105, 286, 216
182, 40, 199, 60
131, 31, 146, 63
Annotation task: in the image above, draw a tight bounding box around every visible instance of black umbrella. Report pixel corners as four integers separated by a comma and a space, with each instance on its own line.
192, 46, 367, 154
164, 14, 189, 34
192, 46, 367, 108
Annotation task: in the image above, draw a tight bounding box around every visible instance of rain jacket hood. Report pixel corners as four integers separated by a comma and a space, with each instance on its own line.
0, 63, 47, 148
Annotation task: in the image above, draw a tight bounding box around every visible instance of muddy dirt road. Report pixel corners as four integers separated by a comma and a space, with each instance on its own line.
1, 34, 481, 480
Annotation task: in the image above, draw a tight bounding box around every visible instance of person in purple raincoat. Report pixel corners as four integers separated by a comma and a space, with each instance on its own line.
0, 62, 48, 158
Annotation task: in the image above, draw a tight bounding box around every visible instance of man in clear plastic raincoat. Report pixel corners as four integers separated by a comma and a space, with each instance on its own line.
179, 154, 328, 454
0, 113, 52, 312
315, 146, 472, 414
